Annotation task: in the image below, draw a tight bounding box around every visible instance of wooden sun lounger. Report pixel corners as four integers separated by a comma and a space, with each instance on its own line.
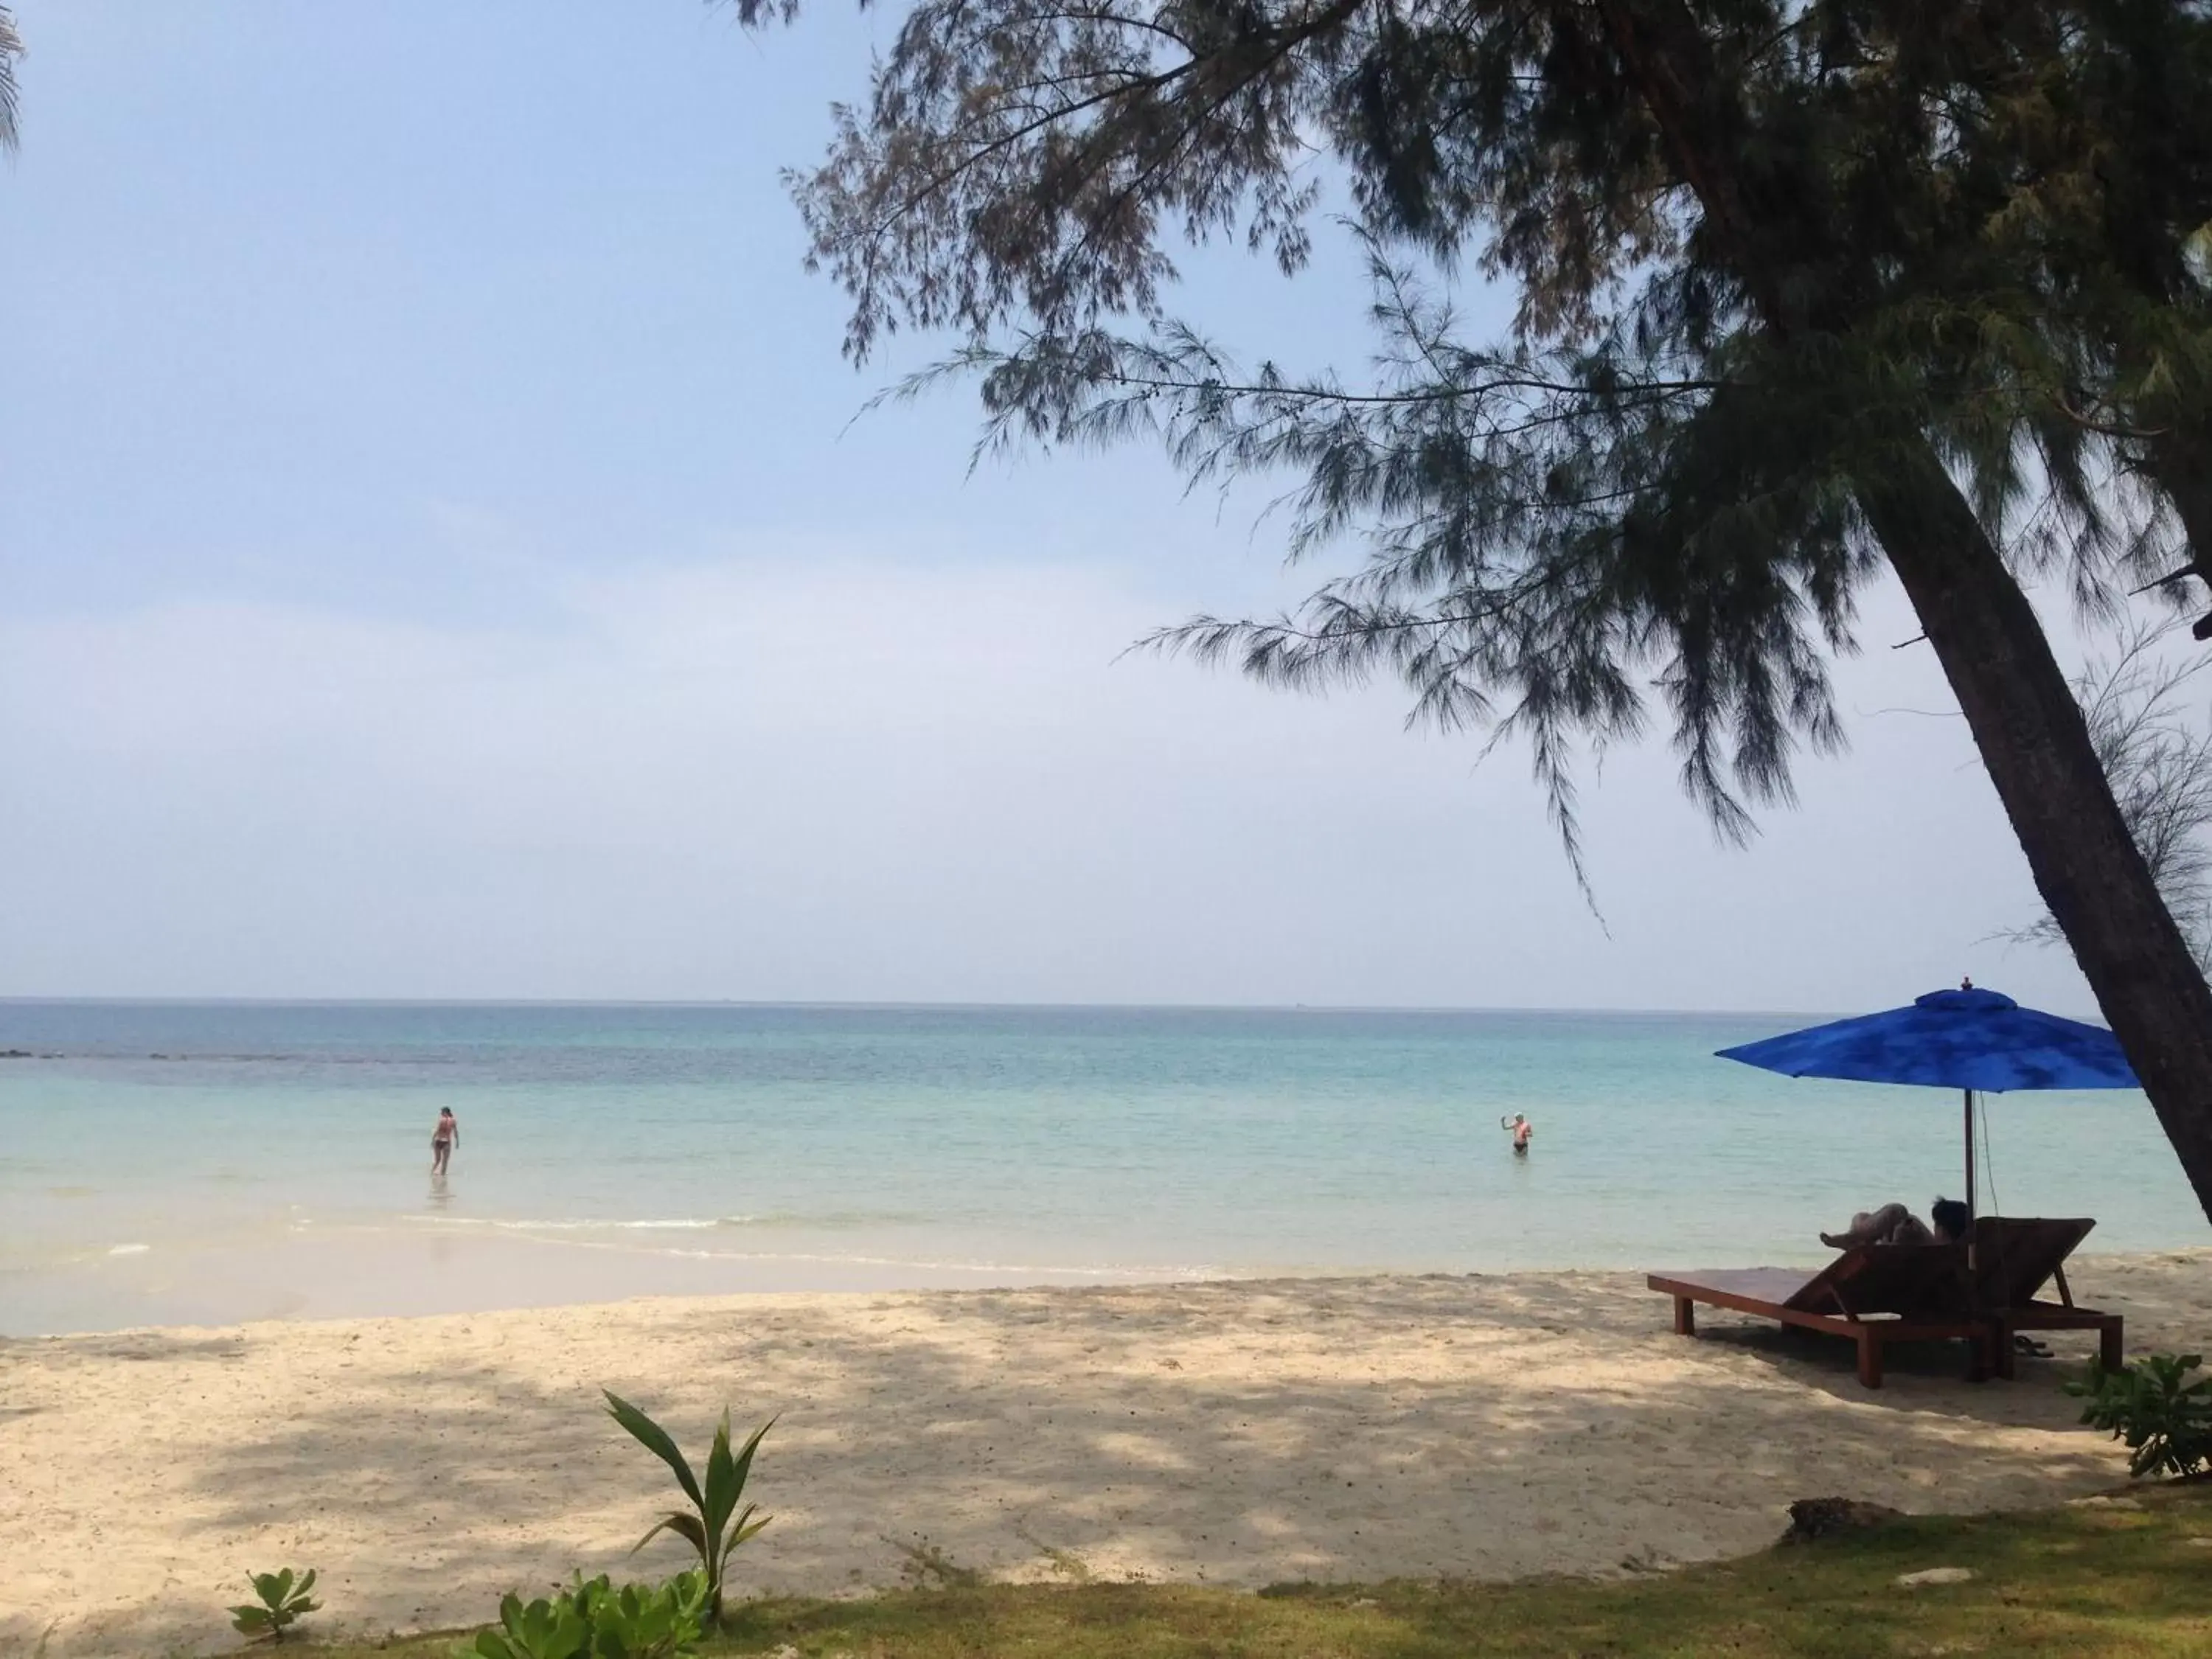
1648, 1244, 1989, 1388
1971, 1217, 2123, 1376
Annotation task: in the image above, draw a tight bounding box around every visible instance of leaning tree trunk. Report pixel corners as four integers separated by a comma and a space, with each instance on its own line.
1593, 0, 2212, 1223
1859, 449, 2212, 1222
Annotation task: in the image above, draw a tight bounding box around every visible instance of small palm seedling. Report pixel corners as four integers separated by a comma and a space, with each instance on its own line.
229, 1567, 319, 1644
603, 1391, 773, 1621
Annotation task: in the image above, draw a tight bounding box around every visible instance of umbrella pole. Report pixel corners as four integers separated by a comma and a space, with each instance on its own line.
1964, 1088, 1975, 1223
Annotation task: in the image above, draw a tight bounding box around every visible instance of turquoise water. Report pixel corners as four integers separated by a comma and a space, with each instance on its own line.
1, 1000, 2202, 1334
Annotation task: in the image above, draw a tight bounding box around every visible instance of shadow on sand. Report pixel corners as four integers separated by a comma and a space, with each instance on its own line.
4, 1265, 2171, 1655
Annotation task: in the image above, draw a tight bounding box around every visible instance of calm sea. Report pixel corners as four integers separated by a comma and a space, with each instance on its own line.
1, 1001, 2200, 1335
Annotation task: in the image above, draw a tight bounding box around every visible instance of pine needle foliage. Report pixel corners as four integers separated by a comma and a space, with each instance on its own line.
0, 7, 23, 155
738, 0, 2212, 892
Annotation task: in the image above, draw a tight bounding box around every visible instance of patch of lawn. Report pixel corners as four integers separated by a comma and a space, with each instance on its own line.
257, 1483, 2212, 1658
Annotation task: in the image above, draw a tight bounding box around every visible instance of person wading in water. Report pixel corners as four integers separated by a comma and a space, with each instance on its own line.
431, 1107, 459, 1175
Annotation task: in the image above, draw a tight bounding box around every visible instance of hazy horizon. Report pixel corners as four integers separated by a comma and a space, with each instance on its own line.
0, 992, 2059, 1019
0, 997, 1934, 1026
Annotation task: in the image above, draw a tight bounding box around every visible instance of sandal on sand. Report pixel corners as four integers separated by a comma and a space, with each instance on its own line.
2012, 1335, 2055, 1358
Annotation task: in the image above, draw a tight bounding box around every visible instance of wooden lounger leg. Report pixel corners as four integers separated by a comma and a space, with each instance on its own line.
2101, 1319, 2124, 1372
1993, 1321, 2017, 1381
1857, 1330, 1884, 1389
1673, 1295, 1696, 1337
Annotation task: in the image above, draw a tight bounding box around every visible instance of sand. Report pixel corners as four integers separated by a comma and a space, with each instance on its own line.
4, 1254, 2209, 1656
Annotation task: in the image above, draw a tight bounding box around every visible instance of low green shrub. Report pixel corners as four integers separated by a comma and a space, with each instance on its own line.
472, 1571, 709, 1659
228, 1567, 319, 1644
2066, 1352, 2212, 1478
602, 1391, 773, 1621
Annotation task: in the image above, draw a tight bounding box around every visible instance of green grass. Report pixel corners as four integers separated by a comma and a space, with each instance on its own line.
244, 1482, 2212, 1658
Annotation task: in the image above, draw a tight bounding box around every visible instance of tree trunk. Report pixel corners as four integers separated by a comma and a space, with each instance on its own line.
1858, 450, 2212, 1220
1595, 0, 2212, 1223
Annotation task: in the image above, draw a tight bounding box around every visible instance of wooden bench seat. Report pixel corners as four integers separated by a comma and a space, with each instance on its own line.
1650, 1218, 2123, 1388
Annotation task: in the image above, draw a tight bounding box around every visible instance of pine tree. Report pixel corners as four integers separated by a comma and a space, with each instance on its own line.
747, 0, 2212, 1219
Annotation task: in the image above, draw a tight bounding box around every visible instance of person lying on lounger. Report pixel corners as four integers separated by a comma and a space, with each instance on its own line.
1820, 1197, 1970, 1250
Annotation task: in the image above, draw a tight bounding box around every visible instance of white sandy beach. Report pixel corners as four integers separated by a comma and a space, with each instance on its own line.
4, 1254, 2209, 1656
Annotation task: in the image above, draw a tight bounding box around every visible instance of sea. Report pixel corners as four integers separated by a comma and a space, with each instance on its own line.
1, 1000, 2202, 1336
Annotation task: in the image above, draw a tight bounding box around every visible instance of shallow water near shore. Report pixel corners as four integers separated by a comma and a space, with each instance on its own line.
1, 999, 2201, 1334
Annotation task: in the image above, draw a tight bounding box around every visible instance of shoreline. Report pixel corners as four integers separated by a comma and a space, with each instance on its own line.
7, 1254, 2209, 1655
6, 1225, 2205, 1340
0, 1223, 1230, 1339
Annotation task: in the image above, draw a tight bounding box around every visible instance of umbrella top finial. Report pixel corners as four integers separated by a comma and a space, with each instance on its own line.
1961, 975, 1972, 990
1916, 985, 2017, 1012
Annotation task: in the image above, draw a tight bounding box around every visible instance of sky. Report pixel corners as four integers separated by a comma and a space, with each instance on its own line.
0, 0, 2166, 1012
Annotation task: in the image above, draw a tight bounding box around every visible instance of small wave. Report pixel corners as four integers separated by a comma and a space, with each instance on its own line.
490, 1234, 1222, 1279
108, 1243, 150, 1256
400, 1211, 923, 1234
402, 1215, 740, 1233
387, 1214, 1216, 1280
622, 1245, 1218, 1278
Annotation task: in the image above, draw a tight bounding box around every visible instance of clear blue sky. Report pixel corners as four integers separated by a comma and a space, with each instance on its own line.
0, 0, 2127, 1011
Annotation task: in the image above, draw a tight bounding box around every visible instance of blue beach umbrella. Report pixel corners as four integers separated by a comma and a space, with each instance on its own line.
1716, 984, 2139, 1220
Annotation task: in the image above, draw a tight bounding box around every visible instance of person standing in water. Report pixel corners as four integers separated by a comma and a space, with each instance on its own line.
1501, 1113, 1533, 1155
431, 1107, 459, 1175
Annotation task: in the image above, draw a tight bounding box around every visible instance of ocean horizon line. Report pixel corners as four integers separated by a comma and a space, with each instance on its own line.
0, 992, 2059, 1022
